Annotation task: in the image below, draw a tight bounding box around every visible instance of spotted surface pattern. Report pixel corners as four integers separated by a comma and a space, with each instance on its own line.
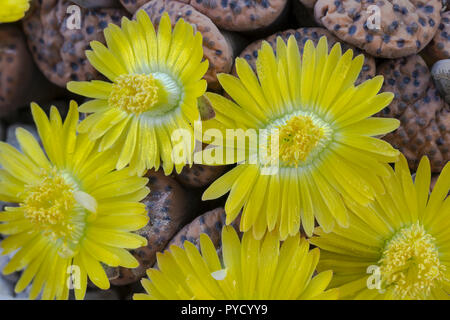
235, 27, 376, 84
0, 26, 34, 117
315, 0, 442, 58
122, 0, 288, 32
108, 169, 193, 285
137, 0, 233, 90
376, 54, 449, 172
423, 11, 450, 63
181, 0, 288, 32
22, 0, 128, 87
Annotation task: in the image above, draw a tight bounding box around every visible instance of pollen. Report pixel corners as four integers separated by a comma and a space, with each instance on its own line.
379, 223, 446, 299
109, 74, 163, 115
22, 171, 76, 239
272, 115, 324, 166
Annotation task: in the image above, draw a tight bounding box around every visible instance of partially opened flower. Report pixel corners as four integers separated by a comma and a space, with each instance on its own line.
133, 226, 338, 300
201, 36, 399, 239
310, 155, 450, 300
67, 11, 208, 175
0, 102, 149, 300
0, 0, 30, 23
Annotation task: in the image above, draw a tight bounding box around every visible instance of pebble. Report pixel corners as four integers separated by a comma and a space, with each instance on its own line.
431, 59, 450, 103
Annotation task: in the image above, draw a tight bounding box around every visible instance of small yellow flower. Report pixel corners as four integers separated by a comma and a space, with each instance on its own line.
201, 36, 399, 239
0, 0, 30, 23
134, 226, 338, 300
0, 102, 150, 300
310, 155, 450, 300
67, 11, 208, 175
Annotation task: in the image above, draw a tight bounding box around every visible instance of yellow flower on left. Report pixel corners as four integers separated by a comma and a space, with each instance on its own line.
68, 11, 208, 175
0, 102, 150, 300
0, 0, 30, 23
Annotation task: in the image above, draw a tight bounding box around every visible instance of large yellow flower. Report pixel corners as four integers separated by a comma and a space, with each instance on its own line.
0, 0, 30, 23
67, 11, 208, 175
0, 102, 149, 300
310, 155, 450, 300
201, 36, 399, 239
134, 226, 338, 300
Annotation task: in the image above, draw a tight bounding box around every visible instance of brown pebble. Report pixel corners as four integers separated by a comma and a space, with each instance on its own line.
184, 0, 289, 33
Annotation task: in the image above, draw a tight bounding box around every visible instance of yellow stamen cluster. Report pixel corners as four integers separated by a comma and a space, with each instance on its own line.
275, 115, 324, 166
109, 74, 162, 115
22, 172, 76, 239
379, 223, 446, 299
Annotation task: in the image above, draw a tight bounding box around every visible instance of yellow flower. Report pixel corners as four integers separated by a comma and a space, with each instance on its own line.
133, 226, 338, 300
67, 11, 208, 175
0, 102, 149, 300
0, 0, 30, 23
201, 36, 399, 239
310, 155, 450, 300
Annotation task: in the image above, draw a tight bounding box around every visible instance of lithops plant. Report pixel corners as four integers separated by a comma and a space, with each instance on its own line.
376, 54, 449, 172
314, 0, 442, 58
22, 0, 128, 87
177, 0, 290, 33
123, 0, 290, 33
236, 27, 376, 84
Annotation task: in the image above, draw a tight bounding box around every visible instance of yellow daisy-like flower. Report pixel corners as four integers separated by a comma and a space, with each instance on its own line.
0, 102, 149, 300
310, 155, 450, 300
67, 11, 208, 175
0, 0, 30, 23
201, 36, 400, 239
133, 226, 338, 300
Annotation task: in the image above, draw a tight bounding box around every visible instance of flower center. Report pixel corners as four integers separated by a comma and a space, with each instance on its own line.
379, 223, 446, 299
21, 170, 87, 258
269, 115, 325, 166
109, 74, 163, 115
109, 73, 181, 116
